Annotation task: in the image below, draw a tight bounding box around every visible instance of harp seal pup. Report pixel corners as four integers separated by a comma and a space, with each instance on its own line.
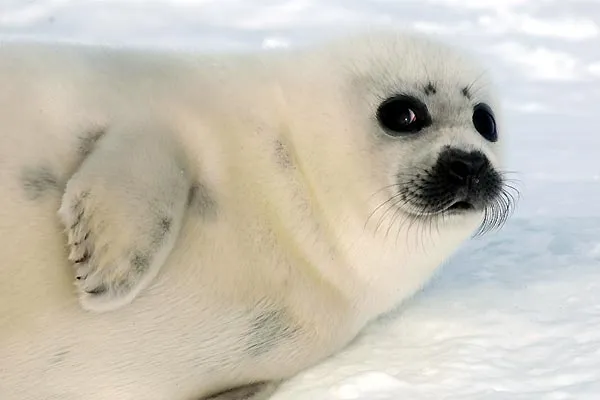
0, 30, 515, 400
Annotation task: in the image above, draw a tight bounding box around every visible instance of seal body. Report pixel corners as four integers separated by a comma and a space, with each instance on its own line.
0, 31, 510, 399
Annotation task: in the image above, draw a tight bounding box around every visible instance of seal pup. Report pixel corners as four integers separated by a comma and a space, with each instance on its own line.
0, 30, 516, 399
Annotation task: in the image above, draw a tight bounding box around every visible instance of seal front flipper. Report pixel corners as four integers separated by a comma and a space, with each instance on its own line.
202, 381, 281, 400
58, 122, 192, 312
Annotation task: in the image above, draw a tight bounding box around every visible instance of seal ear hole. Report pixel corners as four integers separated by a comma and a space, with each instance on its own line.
473, 103, 497, 142
376, 95, 431, 136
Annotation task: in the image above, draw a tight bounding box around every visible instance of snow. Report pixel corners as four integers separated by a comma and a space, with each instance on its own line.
2, 0, 600, 398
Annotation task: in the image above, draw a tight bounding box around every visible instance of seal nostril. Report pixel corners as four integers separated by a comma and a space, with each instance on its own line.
440, 148, 489, 185
448, 160, 472, 181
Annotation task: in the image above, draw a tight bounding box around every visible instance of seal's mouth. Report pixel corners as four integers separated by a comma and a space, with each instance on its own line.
401, 197, 478, 218
445, 200, 475, 212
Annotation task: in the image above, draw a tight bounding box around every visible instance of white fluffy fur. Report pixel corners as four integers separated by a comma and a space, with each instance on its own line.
0, 31, 503, 399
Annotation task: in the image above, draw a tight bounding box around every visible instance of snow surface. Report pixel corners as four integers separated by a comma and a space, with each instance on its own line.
2, 1, 600, 399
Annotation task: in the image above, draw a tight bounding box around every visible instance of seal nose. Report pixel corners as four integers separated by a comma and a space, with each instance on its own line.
444, 148, 488, 184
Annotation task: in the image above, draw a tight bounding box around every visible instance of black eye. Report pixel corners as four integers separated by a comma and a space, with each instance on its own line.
472, 103, 497, 142
376, 95, 431, 136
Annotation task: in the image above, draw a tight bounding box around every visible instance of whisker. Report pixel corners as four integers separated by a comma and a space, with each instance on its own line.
375, 193, 407, 234
365, 192, 403, 231
367, 183, 402, 200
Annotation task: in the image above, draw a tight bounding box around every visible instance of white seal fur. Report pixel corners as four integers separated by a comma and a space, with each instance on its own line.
0, 30, 515, 399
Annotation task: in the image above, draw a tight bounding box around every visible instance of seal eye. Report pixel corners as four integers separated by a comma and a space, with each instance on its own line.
472, 103, 497, 142
376, 95, 431, 136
